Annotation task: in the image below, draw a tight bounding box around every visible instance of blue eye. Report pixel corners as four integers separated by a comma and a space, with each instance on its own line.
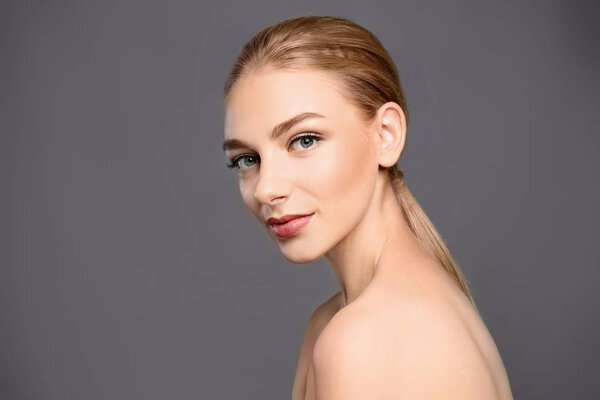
289, 133, 321, 151
225, 133, 322, 171
226, 154, 259, 170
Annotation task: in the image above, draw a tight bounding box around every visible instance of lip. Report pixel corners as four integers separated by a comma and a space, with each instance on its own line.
267, 213, 314, 238
267, 213, 313, 224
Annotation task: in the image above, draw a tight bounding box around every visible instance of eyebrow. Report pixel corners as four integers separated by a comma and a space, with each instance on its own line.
222, 111, 325, 152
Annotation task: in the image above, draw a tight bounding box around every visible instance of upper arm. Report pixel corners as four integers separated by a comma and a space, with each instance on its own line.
311, 302, 498, 400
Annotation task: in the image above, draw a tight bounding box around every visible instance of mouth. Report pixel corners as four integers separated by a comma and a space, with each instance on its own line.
268, 213, 314, 238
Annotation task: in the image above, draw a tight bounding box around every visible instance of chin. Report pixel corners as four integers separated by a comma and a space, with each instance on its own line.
279, 245, 322, 264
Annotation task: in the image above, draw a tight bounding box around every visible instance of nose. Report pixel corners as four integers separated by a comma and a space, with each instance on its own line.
253, 156, 289, 206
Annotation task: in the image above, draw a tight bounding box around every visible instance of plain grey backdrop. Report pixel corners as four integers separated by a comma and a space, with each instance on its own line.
2, 0, 599, 399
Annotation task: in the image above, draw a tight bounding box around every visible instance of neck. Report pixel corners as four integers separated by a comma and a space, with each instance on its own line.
324, 173, 430, 308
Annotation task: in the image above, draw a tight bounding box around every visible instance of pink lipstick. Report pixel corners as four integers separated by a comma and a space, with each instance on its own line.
267, 213, 314, 238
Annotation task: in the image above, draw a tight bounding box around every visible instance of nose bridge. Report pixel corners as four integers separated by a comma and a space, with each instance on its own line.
253, 151, 287, 204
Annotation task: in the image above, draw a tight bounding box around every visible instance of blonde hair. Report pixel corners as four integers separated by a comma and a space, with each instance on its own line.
224, 15, 477, 309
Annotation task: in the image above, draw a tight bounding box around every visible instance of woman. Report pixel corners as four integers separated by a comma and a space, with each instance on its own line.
222, 16, 513, 400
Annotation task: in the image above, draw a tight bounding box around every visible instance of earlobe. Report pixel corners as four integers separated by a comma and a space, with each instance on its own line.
376, 102, 406, 168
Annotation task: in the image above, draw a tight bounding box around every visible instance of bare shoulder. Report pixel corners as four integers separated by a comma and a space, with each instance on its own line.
312, 290, 343, 322
312, 289, 505, 399
292, 291, 343, 398
304, 291, 343, 339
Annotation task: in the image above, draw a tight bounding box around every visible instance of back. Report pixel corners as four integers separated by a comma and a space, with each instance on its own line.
309, 266, 513, 399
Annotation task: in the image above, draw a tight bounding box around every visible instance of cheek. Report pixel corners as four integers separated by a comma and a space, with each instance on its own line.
239, 177, 260, 217
307, 137, 376, 221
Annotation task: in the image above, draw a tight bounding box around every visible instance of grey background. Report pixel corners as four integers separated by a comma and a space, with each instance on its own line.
1, 0, 598, 399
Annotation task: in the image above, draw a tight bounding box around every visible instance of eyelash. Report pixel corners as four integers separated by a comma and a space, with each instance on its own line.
226, 133, 322, 170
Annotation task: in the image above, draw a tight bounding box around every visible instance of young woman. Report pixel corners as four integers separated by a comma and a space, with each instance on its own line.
222, 16, 513, 400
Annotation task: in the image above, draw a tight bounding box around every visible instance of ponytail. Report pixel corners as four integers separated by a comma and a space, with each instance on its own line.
388, 167, 478, 311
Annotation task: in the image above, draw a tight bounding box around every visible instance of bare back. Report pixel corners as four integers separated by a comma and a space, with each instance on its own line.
292, 262, 513, 400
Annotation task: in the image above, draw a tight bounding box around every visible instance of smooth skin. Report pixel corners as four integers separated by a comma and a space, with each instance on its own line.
223, 67, 513, 400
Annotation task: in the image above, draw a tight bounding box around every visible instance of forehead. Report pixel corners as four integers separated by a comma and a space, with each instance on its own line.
224, 68, 358, 138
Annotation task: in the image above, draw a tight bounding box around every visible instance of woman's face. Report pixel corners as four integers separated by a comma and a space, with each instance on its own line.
223, 67, 381, 263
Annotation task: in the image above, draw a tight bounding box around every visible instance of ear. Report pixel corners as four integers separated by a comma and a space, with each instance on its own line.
374, 102, 407, 168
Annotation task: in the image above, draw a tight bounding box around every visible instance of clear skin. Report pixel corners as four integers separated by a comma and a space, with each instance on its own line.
223, 67, 513, 400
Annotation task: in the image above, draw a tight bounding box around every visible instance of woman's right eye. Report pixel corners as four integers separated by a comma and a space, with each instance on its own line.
228, 155, 259, 170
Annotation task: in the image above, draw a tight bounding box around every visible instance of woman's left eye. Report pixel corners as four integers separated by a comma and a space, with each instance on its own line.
289, 134, 322, 151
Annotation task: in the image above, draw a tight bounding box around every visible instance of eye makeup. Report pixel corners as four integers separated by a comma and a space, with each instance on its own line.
225, 132, 323, 170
